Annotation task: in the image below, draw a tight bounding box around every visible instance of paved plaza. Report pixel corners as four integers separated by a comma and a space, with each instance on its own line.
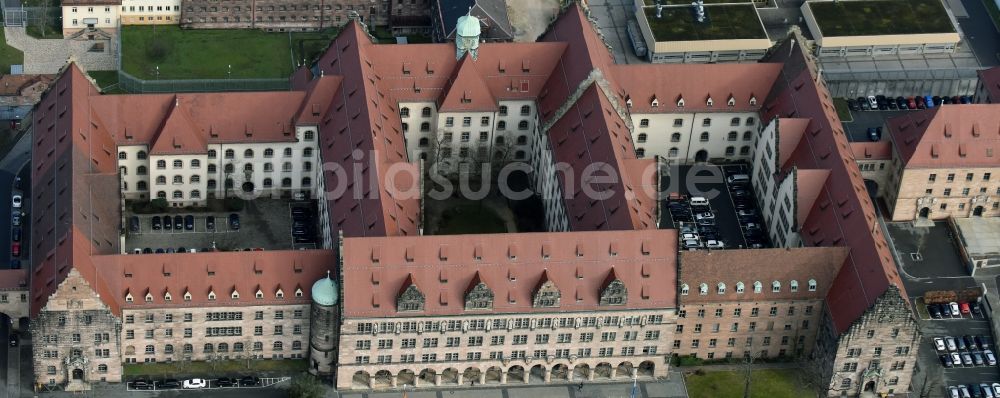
3, 27, 116, 74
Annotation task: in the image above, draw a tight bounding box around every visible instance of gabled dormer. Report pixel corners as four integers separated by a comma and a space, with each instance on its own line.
464, 271, 494, 311
532, 270, 561, 308
144, 291, 154, 303
207, 287, 216, 301
625, 95, 633, 108
125, 289, 134, 303
651, 95, 659, 108
599, 268, 627, 306
706, 94, 714, 107
255, 286, 264, 299
231, 287, 240, 300
397, 274, 425, 312
676, 94, 685, 108
183, 289, 192, 302
749, 94, 758, 106
727, 94, 736, 107
163, 289, 172, 302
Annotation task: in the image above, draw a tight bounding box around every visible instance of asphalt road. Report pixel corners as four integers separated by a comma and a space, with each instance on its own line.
0, 131, 32, 270
958, 0, 1000, 67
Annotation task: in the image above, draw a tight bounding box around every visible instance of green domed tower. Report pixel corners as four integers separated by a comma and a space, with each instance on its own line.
455, 9, 481, 60
308, 271, 339, 376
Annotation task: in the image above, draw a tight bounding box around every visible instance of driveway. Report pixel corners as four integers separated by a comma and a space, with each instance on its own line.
3, 27, 116, 74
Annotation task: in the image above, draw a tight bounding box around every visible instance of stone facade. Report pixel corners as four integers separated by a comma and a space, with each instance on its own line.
180, 0, 378, 31
0, 287, 30, 329
336, 311, 675, 390
32, 269, 123, 390
817, 286, 919, 397
672, 300, 825, 360
308, 301, 338, 375
885, 162, 1000, 221
387, 0, 430, 34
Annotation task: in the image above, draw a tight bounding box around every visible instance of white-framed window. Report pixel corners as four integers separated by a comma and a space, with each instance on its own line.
790, 280, 799, 292
753, 281, 762, 293
717, 283, 726, 295
735, 282, 744, 294
772, 281, 781, 293
699, 283, 708, 295
680, 284, 689, 295
808, 279, 817, 292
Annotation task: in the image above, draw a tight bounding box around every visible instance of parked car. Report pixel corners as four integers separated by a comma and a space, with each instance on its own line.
867, 127, 881, 142
239, 376, 261, 386
943, 303, 953, 317
929, 304, 942, 318
12, 227, 21, 242
215, 377, 237, 387
867, 95, 878, 109
8, 332, 17, 347
680, 225, 699, 234
129, 216, 140, 232
154, 248, 165, 254
183, 379, 207, 389
689, 196, 709, 207
973, 352, 985, 366
695, 212, 715, 221
961, 385, 972, 398
163, 215, 172, 230
934, 337, 947, 352
951, 352, 963, 366
962, 352, 973, 366
992, 383, 1000, 395
946, 336, 958, 351
13, 176, 21, 189
12, 194, 22, 208
229, 213, 240, 230
131, 378, 152, 390
11, 242, 21, 257
151, 216, 161, 230
682, 239, 702, 249
705, 240, 725, 249
206, 216, 215, 231
960, 302, 971, 314
896, 96, 907, 109
10, 259, 20, 269
925, 96, 935, 108
950, 302, 961, 315
983, 384, 995, 398
982, 336, 994, 349
943, 96, 953, 105
159, 379, 180, 389
942, 355, 954, 368
184, 215, 194, 231
847, 98, 859, 111
292, 207, 312, 219
961, 95, 972, 104
965, 335, 977, 349
173, 215, 183, 230
907, 97, 917, 109
681, 233, 700, 241
957, 337, 968, 351
142, 248, 152, 254
12, 213, 20, 227
933, 96, 943, 106
985, 349, 997, 366
972, 303, 983, 316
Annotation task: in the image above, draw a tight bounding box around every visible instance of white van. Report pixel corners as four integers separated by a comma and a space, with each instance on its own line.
727, 174, 750, 185
689, 196, 709, 207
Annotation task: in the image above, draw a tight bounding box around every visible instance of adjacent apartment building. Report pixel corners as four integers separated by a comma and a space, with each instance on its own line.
25, 3, 918, 396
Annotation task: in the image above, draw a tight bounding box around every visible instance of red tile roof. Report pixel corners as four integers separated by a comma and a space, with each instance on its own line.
850, 141, 892, 161
795, 169, 830, 228
607, 64, 782, 114
886, 105, 1000, 168
340, 229, 679, 318
679, 247, 850, 303
438, 55, 498, 112
91, 250, 336, 312
776, 118, 809, 172
0, 269, 28, 290
761, 36, 905, 334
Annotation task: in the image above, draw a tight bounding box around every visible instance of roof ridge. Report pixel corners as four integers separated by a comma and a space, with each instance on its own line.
438, 54, 497, 112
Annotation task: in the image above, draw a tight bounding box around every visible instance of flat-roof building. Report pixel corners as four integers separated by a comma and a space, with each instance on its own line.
632, 0, 771, 63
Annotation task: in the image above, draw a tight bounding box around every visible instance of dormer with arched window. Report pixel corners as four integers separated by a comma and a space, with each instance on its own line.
706, 95, 714, 107
736, 282, 745, 293
699, 283, 708, 295
164, 291, 172, 302
125, 290, 134, 303
651, 95, 659, 108
727, 94, 736, 107
808, 279, 817, 291
753, 281, 762, 293
717, 282, 726, 294
772, 280, 781, 293
145, 292, 153, 303
183, 289, 192, 301
231, 288, 239, 300
465, 272, 494, 310
207, 289, 216, 301
681, 284, 689, 295
790, 280, 799, 292
750, 95, 757, 106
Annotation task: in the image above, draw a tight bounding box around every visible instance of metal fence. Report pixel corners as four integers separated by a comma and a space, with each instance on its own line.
116, 70, 291, 93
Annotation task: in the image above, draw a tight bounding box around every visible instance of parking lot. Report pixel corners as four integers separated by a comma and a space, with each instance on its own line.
885, 221, 1000, 396
660, 164, 772, 250
124, 199, 318, 253
841, 95, 974, 143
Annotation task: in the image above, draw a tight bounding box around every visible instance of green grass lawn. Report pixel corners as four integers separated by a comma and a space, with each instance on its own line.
685, 369, 816, 398
809, 0, 955, 36
121, 26, 338, 79
87, 70, 119, 90
124, 359, 308, 378
833, 98, 853, 122
644, 4, 768, 41
434, 202, 509, 235
0, 30, 24, 74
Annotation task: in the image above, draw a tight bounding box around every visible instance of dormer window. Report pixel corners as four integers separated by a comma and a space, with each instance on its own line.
145, 293, 153, 303
164, 292, 172, 301
772, 281, 781, 293
532, 271, 559, 308
699, 283, 708, 295
727, 96, 736, 107
295, 288, 303, 298
749, 96, 757, 106
599, 269, 627, 306
676, 98, 685, 108
735, 282, 745, 294
753, 281, 762, 293
808, 279, 817, 292
231, 290, 239, 299
208, 290, 216, 301
255, 289, 264, 299
790, 280, 799, 292
626, 97, 633, 108
125, 292, 134, 303
183, 291, 192, 301
706, 97, 714, 107
680, 284, 689, 295
717, 282, 726, 294
651, 96, 659, 107
276, 289, 285, 299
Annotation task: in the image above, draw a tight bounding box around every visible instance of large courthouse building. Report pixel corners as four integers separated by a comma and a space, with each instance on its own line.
6, 2, 920, 396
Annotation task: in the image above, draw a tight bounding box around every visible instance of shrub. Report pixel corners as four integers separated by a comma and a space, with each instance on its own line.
150, 198, 168, 212
224, 197, 245, 211
288, 373, 324, 398
147, 39, 170, 62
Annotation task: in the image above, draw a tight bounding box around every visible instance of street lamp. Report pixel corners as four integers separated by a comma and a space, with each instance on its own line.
227, 64, 231, 79
155, 65, 159, 80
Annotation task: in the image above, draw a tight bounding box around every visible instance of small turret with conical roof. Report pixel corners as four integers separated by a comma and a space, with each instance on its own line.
455, 8, 481, 60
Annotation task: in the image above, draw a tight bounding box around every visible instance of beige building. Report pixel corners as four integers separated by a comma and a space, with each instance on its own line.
62, 0, 119, 37
119, 0, 180, 24
882, 105, 1000, 221
337, 230, 679, 390
632, 0, 771, 63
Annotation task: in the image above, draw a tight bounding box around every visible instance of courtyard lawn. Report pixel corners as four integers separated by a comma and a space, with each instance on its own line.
833, 98, 853, 122
685, 369, 815, 398
0, 30, 24, 74
434, 202, 509, 235
124, 359, 308, 378
121, 26, 338, 79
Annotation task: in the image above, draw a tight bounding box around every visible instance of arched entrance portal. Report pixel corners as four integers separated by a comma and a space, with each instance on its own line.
919, 207, 930, 218
72, 369, 84, 380
863, 380, 876, 391
974, 206, 985, 216
694, 150, 709, 163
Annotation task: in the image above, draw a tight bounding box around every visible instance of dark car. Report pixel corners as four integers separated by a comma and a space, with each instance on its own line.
952, 96, 961, 104
940, 354, 954, 368
159, 379, 180, 389
957, 337, 967, 351
11, 242, 20, 257
9, 259, 20, 269
239, 376, 261, 386
965, 335, 978, 350
896, 96, 907, 109
155, 248, 165, 253
731, 189, 750, 198
961, 95, 972, 104
929, 304, 942, 318
886, 99, 898, 110
173, 215, 183, 230
184, 215, 194, 231
142, 248, 153, 254
981, 335, 994, 349
12, 227, 21, 242
13, 176, 21, 190
129, 216, 140, 232
294, 236, 314, 243
216, 377, 238, 387
229, 213, 240, 230
206, 216, 215, 231
916, 97, 926, 109
163, 215, 172, 230
292, 207, 312, 219
859, 97, 871, 110
8, 332, 17, 347
178, 247, 187, 253
131, 378, 153, 390
166, 248, 176, 254
847, 98, 859, 111
933, 96, 943, 106
942, 303, 952, 317
151, 216, 161, 230
942, 96, 953, 105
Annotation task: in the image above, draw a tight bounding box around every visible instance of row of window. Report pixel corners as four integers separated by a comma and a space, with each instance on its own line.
926, 186, 1000, 197
681, 279, 817, 295
401, 105, 532, 119
673, 335, 806, 349
639, 96, 758, 109
139, 177, 312, 196
638, 117, 755, 129
636, 131, 753, 143
125, 288, 301, 303
353, 315, 666, 334
678, 305, 814, 320
355, 346, 658, 365
636, 145, 751, 159
354, 331, 662, 351
122, 5, 179, 12
126, 341, 300, 356
124, 309, 301, 324
128, 147, 314, 166
927, 172, 992, 183
188, 3, 357, 12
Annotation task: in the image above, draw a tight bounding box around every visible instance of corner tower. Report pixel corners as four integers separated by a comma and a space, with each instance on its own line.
308, 271, 339, 376
455, 9, 481, 60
